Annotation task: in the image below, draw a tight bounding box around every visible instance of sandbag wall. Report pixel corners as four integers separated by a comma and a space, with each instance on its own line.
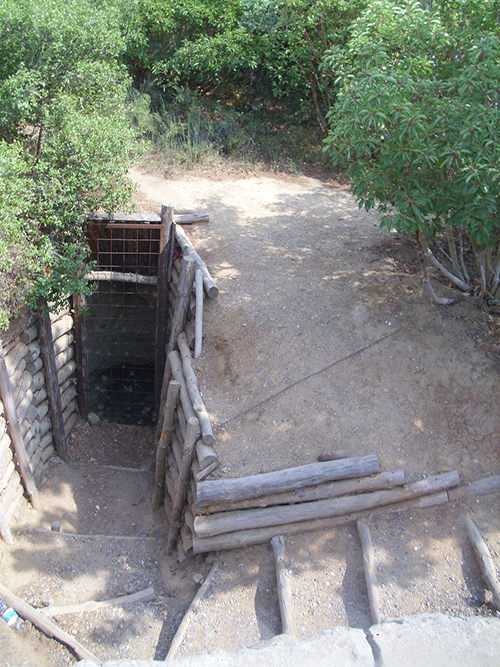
0, 307, 78, 531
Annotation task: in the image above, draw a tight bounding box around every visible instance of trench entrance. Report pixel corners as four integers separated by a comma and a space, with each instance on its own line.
83, 220, 164, 426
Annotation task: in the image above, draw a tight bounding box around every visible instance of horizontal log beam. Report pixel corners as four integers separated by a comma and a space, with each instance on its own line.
192, 488, 452, 554
194, 471, 458, 539
196, 455, 380, 507
87, 271, 158, 285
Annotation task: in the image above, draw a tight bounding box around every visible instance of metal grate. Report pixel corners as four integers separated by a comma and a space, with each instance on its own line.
84, 222, 163, 425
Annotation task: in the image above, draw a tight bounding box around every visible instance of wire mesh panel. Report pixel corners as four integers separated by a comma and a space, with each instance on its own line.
84, 222, 163, 425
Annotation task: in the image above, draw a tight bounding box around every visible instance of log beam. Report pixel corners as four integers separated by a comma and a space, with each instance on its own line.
271, 535, 294, 635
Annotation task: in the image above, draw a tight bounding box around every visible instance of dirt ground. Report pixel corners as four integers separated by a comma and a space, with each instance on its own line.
1, 167, 500, 665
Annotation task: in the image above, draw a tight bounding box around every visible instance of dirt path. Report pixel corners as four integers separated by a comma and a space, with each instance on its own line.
1, 168, 499, 664
131, 167, 500, 655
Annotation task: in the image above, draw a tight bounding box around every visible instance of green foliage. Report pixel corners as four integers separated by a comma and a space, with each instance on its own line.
323, 0, 500, 302
0, 0, 135, 328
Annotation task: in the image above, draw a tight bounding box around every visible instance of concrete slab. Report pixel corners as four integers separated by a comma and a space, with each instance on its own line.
370, 613, 500, 667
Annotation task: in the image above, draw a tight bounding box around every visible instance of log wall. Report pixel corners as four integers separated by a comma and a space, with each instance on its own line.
0, 305, 78, 532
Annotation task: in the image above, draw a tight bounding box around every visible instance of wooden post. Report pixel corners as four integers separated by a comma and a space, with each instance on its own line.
177, 332, 214, 445
194, 269, 203, 358
0, 341, 39, 510
165, 560, 219, 661
0, 581, 99, 663
37, 300, 68, 462
465, 513, 500, 611
357, 519, 382, 625
271, 535, 294, 635
153, 380, 180, 511
167, 416, 200, 553
72, 293, 87, 419
156, 203, 174, 409
167, 257, 196, 355
0, 497, 14, 545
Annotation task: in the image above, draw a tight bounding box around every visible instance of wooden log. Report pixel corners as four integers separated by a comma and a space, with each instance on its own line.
87, 270, 158, 285
0, 341, 40, 509
167, 256, 196, 355
171, 432, 183, 470
271, 535, 294, 635
194, 269, 203, 358
0, 581, 100, 663
194, 472, 459, 539
32, 387, 47, 406
64, 412, 78, 438
39, 417, 51, 437
175, 213, 210, 225
26, 341, 41, 363
195, 459, 220, 483
193, 490, 452, 554
177, 332, 214, 446
448, 475, 500, 501
38, 301, 68, 462
465, 513, 500, 611
197, 455, 380, 508
165, 560, 219, 661
86, 211, 208, 225
174, 225, 219, 299
155, 203, 174, 408
16, 388, 34, 424
357, 519, 382, 625
43, 587, 155, 617
0, 496, 14, 545
167, 417, 200, 553
180, 523, 193, 554
32, 370, 45, 391
167, 351, 197, 424
153, 380, 180, 511
26, 357, 43, 374
72, 294, 87, 420
61, 384, 78, 411
197, 470, 406, 515
196, 441, 218, 470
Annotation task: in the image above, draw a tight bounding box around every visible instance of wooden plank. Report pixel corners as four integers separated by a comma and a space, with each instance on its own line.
86, 211, 208, 225
357, 519, 382, 625
87, 270, 158, 285
43, 587, 155, 617
0, 341, 39, 509
194, 471, 459, 538
271, 535, 294, 635
0, 496, 14, 545
196, 456, 380, 507
37, 301, 68, 462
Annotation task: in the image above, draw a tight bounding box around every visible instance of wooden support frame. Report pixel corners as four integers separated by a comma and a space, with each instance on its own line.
153, 380, 180, 511
37, 300, 69, 462
72, 293, 87, 420
357, 519, 382, 625
271, 535, 294, 635
155, 203, 174, 409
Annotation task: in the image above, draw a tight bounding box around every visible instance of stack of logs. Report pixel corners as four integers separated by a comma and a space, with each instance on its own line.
187, 458, 461, 555
0, 307, 77, 535
154, 221, 219, 559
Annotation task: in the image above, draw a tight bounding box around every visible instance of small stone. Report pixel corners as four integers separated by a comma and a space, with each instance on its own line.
124, 583, 136, 594
194, 573, 204, 585
51, 521, 61, 532
41, 592, 54, 607
88, 412, 101, 427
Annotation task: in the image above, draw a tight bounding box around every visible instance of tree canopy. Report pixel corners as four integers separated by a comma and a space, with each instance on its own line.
323, 0, 500, 305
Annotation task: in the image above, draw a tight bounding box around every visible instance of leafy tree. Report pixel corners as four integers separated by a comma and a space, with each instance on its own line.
323, 0, 500, 306
0, 0, 134, 328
